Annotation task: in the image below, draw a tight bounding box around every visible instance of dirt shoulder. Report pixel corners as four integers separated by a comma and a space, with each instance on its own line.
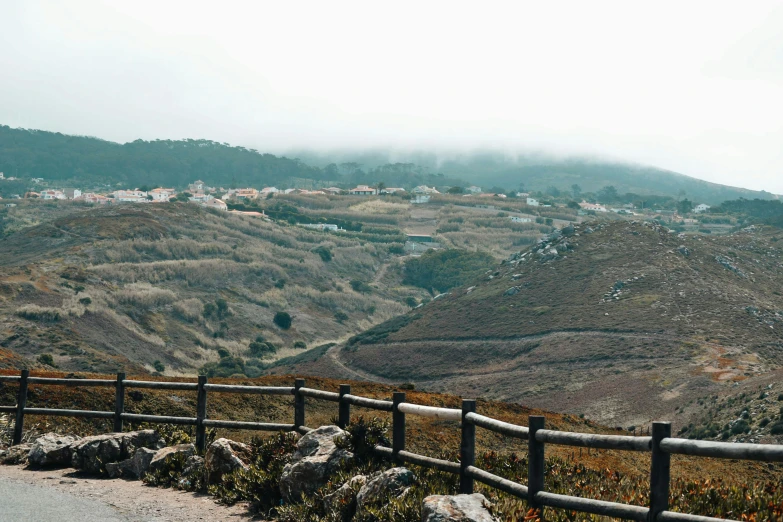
0, 464, 258, 521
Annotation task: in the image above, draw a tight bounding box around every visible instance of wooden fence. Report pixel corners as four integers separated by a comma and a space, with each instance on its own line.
1, 369, 782, 522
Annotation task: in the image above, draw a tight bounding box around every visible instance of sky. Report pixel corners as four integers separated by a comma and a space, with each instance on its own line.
1, 1, 782, 193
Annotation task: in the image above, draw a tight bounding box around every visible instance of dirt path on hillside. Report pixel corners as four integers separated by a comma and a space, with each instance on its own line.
0, 464, 259, 521
327, 329, 759, 384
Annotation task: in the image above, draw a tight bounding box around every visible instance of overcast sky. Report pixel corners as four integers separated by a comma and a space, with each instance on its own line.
1, 1, 782, 193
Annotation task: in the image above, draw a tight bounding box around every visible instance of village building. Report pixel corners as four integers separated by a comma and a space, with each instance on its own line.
40, 190, 67, 200
467, 186, 482, 194
694, 203, 711, 213
112, 189, 148, 203
260, 187, 279, 196
148, 188, 175, 202
526, 197, 540, 207
411, 185, 440, 195
303, 223, 340, 232
230, 188, 260, 201
188, 180, 206, 193
349, 185, 377, 195
380, 187, 405, 194
579, 202, 608, 212
322, 187, 343, 195
516, 192, 530, 198
411, 195, 431, 204
510, 216, 533, 223
202, 198, 227, 211
75, 193, 111, 205
64, 189, 82, 199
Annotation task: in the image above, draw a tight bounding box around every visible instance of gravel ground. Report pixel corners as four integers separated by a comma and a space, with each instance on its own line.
0, 464, 257, 522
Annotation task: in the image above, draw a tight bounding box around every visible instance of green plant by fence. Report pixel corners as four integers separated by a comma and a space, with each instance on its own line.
1, 370, 782, 522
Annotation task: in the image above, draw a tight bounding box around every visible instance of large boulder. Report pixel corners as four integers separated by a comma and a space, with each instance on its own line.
70, 430, 162, 474
422, 494, 499, 522
149, 443, 196, 474
204, 438, 252, 485
322, 475, 367, 522
105, 447, 157, 479
28, 433, 80, 467
280, 425, 353, 501
355, 467, 414, 517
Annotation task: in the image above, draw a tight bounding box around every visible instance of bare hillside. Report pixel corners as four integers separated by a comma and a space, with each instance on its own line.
288, 221, 783, 437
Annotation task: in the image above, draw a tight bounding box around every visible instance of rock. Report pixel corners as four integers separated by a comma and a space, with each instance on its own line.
114, 447, 157, 479
70, 430, 162, 474
356, 467, 414, 516
1, 443, 32, 465
422, 494, 499, 522
149, 443, 196, 474
322, 475, 367, 522
205, 438, 252, 485
177, 455, 205, 489
561, 224, 575, 236
28, 433, 80, 467
511, 274, 523, 280
504, 287, 519, 296
280, 425, 352, 501
678, 246, 690, 257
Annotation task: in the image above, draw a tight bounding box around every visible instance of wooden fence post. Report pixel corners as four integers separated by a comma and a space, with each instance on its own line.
195, 375, 208, 453
294, 378, 305, 430
460, 399, 476, 494
338, 384, 350, 429
393, 392, 406, 459
649, 421, 671, 522
113, 372, 125, 433
12, 369, 29, 445
528, 415, 545, 517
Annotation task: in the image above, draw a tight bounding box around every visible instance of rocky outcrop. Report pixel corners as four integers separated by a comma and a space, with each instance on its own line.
280, 425, 352, 501
322, 475, 367, 522
204, 438, 252, 485
422, 494, 498, 522
105, 447, 157, 479
70, 430, 162, 474
28, 433, 79, 467
356, 467, 414, 517
149, 443, 196, 474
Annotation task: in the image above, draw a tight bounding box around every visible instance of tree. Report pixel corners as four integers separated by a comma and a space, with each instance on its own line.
677, 199, 694, 214
598, 185, 619, 203
403, 249, 494, 294
376, 181, 386, 193
274, 311, 292, 330
447, 186, 464, 194
571, 184, 582, 199
546, 186, 561, 198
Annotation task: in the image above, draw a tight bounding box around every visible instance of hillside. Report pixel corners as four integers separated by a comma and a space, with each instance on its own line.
0, 125, 325, 189
0, 201, 429, 376
287, 220, 783, 438
291, 150, 779, 204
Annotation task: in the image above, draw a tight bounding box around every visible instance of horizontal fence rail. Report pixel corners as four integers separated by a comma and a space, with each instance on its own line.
1, 370, 782, 522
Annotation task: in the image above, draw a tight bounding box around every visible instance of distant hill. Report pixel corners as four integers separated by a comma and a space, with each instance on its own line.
287, 220, 783, 438
0, 125, 324, 189
291, 149, 779, 205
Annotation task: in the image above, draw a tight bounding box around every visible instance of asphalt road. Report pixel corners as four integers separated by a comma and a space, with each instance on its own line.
0, 475, 130, 522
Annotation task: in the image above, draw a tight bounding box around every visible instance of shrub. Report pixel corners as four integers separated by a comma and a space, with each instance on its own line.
731, 420, 750, 434
778, 393, 783, 401
335, 416, 391, 463
404, 296, 418, 308
274, 311, 292, 329
37, 353, 56, 367
153, 360, 165, 372
313, 245, 332, 262
349, 280, 372, 293
78, 297, 92, 306
334, 311, 349, 323
402, 249, 494, 293
771, 422, 783, 435
248, 341, 276, 357
293, 341, 307, 350
388, 243, 404, 255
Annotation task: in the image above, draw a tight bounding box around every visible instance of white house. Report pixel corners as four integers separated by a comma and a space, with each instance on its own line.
40, 190, 67, 200
112, 190, 148, 203
579, 202, 608, 212
202, 198, 227, 211
0, 172, 4, 180
188, 180, 206, 193
64, 189, 82, 199
322, 187, 343, 195
381, 187, 405, 194
412, 185, 440, 195
510, 216, 533, 223
148, 188, 175, 202
349, 185, 377, 195
303, 223, 340, 231
411, 195, 431, 204
526, 197, 540, 207
467, 186, 482, 194
694, 204, 711, 213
